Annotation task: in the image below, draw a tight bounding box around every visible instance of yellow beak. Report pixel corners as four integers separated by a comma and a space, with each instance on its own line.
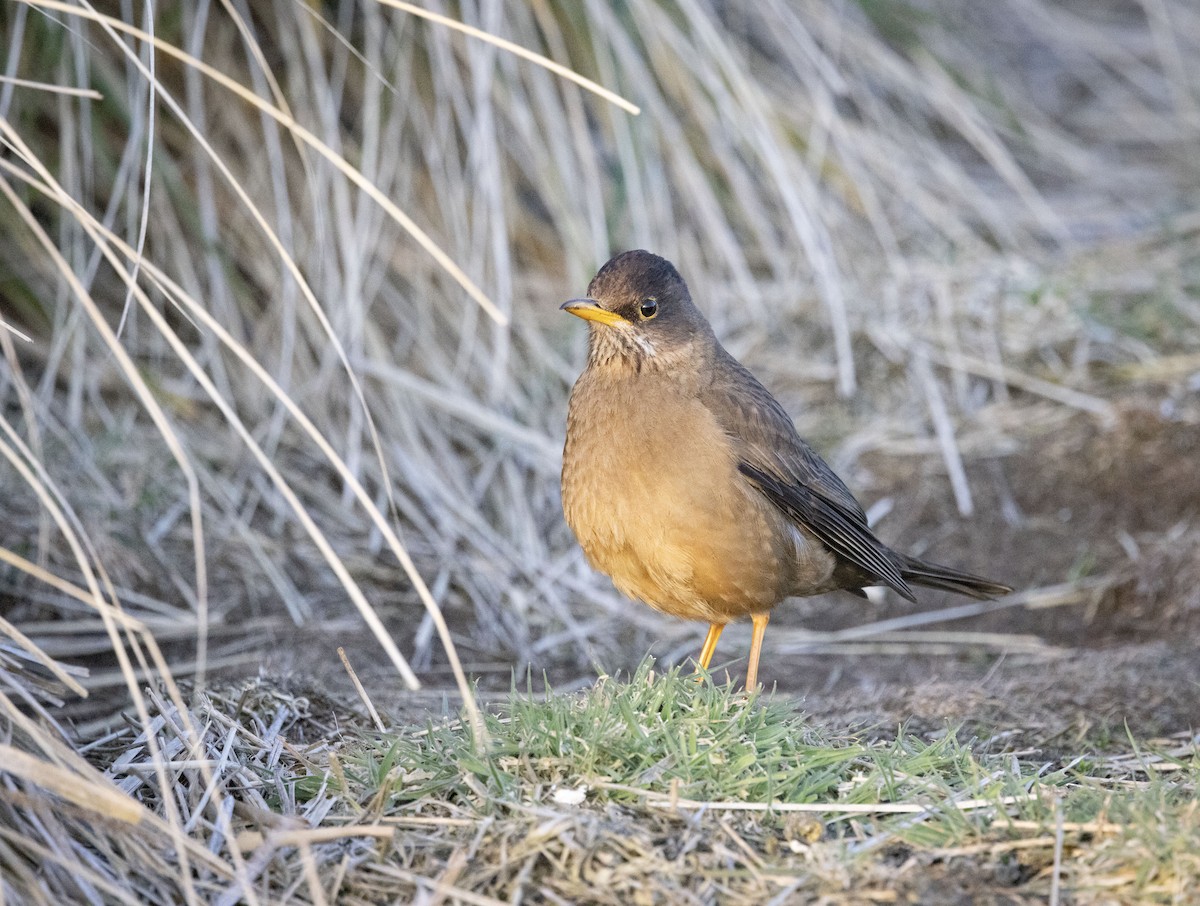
560, 298, 629, 327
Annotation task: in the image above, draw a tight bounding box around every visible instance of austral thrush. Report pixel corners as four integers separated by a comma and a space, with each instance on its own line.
560, 250, 1010, 690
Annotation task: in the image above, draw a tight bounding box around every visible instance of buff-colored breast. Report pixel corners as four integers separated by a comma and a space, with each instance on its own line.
561, 367, 832, 622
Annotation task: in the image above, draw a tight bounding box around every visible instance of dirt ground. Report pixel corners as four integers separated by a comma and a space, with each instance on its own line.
293, 388, 1200, 755
51, 384, 1200, 753
766, 392, 1200, 744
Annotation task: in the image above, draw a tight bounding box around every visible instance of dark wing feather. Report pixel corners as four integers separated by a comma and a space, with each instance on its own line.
738, 462, 915, 601
706, 350, 915, 601
710, 355, 866, 517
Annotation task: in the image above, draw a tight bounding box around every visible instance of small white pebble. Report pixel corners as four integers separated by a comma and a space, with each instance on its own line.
552, 784, 589, 806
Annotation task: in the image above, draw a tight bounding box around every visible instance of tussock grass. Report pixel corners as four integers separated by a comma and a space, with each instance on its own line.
2, 0, 1195, 714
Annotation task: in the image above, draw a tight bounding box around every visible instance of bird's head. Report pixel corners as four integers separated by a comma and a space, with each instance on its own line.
561, 250, 714, 369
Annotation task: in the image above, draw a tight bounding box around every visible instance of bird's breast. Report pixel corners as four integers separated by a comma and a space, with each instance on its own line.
562, 370, 810, 620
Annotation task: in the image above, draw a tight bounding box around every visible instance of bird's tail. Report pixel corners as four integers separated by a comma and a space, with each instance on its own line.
898, 554, 1012, 600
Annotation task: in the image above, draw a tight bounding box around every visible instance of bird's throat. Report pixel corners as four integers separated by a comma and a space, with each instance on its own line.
587, 324, 657, 369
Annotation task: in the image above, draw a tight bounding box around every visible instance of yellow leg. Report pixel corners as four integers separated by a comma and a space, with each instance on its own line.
695, 623, 724, 672
744, 613, 770, 690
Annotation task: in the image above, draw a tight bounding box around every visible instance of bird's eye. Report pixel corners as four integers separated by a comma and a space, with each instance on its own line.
639, 298, 658, 319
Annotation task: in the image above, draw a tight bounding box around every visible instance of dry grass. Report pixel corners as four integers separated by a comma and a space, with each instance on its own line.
1, 0, 1199, 902
33, 664, 1197, 904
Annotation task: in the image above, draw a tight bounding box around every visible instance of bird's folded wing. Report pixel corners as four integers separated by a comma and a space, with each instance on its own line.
707, 353, 914, 600
737, 462, 914, 601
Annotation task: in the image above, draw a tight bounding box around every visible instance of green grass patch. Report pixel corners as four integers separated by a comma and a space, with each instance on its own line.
82, 664, 1198, 903
308, 658, 1198, 876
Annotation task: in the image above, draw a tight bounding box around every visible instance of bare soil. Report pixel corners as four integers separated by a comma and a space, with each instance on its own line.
244, 390, 1200, 746
760, 394, 1200, 744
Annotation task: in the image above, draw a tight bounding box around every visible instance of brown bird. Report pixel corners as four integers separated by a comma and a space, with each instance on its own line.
560, 250, 1011, 690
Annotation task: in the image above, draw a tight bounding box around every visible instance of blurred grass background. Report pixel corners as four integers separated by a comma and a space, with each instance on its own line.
1, 0, 1198, 901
